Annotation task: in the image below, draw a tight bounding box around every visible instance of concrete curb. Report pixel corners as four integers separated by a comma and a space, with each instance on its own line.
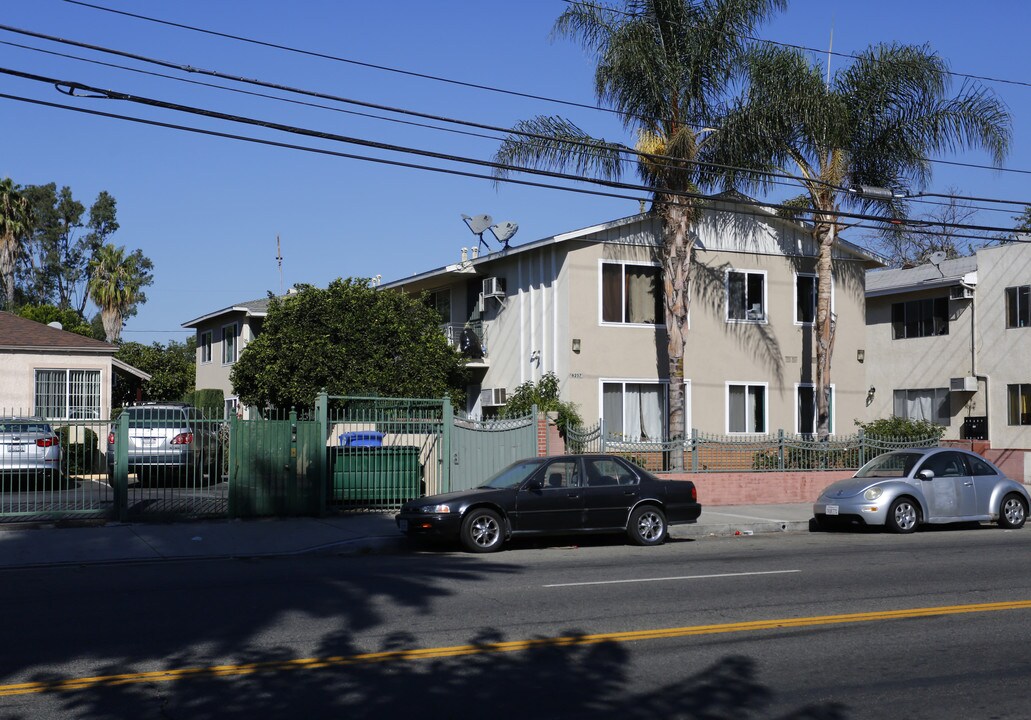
675, 520, 812, 539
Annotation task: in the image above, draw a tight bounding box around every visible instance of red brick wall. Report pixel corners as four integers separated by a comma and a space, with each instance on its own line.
661, 471, 855, 506
536, 412, 566, 456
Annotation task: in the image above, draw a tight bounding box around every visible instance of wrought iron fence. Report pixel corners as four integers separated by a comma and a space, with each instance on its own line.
565, 422, 940, 473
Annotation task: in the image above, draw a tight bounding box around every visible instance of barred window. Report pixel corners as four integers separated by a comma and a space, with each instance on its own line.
34, 369, 101, 419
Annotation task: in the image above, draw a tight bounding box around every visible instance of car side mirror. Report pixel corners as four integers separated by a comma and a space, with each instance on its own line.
524, 479, 543, 491
917, 469, 934, 481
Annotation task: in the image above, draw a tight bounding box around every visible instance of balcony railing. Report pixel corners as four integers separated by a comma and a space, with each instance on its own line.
442, 321, 487, 361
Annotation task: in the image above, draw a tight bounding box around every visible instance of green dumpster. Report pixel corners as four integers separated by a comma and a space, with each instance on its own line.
331, 446, 421, 506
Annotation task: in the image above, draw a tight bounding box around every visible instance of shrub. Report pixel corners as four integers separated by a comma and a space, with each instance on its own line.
57, 426, 99, 475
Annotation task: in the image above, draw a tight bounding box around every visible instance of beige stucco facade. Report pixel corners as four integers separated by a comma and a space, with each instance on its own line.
0, 350, 112, 418
385, 204, 878, 438
864, 242, 1031, 480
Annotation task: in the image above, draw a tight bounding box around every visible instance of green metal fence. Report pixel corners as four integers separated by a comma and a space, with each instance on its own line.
565, 422, 940, 473
321, 395, 447, 511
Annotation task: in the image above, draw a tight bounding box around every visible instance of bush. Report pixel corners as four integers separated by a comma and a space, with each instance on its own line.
854, 416, 947, 441
57, 425, 99, 475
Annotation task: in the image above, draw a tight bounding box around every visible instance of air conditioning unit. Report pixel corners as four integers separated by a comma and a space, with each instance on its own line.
482, 277, 506, 298
950, 376, 978, 392
479, 387, 507, 406
949, 285, 974, 300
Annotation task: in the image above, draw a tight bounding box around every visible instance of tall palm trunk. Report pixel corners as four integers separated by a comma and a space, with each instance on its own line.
657, 195, 697, 469
813, 199, 838, 440
0, 234, 16, 310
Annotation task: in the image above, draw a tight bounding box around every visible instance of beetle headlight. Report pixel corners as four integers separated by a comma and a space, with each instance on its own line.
864, 487, 884, 501
418, 504, 451, 514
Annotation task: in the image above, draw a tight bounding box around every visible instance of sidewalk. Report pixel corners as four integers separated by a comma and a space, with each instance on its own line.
0, 503, 815, 569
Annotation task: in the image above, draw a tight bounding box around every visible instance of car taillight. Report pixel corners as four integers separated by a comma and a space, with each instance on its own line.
36, 436, 59, 448
171, 432, 194, 445
107, 432, 115, 445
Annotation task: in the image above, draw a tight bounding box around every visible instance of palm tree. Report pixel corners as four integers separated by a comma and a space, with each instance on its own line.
493, 0, 785, 466
713, 43, 1010, 438
87, 243, 154, 343
0, 177, 32, 310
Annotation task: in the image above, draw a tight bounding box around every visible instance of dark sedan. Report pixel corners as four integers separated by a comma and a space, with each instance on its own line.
395, 454, 701, 552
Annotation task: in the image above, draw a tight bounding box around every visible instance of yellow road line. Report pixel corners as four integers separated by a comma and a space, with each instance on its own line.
3, 599, 1031, 698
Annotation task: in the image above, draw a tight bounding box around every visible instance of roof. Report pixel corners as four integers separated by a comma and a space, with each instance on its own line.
0, 312, 115, 352
380, 199, 884, 291
866, 255, 978, 297
181, 297, 272, 328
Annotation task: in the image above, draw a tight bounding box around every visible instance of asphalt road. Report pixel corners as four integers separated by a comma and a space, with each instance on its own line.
2, 526, 1030, 719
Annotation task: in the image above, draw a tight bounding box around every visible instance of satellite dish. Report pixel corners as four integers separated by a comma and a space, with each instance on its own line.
462, 214, 493, 236
928, 251, 947, 266
489, 221, 519, 247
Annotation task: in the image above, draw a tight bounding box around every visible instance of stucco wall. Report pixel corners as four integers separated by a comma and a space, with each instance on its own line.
0, 350, 111, 419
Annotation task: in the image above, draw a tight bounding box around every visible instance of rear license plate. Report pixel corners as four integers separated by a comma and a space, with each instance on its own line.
399, 520, 408, 532
825, 505, 839, 516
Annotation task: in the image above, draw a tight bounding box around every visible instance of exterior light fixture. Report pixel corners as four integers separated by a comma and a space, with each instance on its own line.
571, 338, 581, 353
857, 349, 865, 363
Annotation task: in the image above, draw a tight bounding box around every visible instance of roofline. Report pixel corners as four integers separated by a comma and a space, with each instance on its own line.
181, 305, 268, 329
866, 276, 964, 298
112, 357, 152, 381
0, 344, 115, 354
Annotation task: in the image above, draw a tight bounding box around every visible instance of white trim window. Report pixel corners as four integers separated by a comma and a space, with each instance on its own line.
796, 383, 834, 435
893, 388, 951, 426
222, 322, 238, 365
726, 269, 767, 322
34, 369, 101, 420
794, 273, 817, 325
1005, 286, 1031, 329
225, 396, 240, 420
600, 261, 663, 326
602, 380, 668, 441
726, 382, 767, 434
200, 330, 212, 364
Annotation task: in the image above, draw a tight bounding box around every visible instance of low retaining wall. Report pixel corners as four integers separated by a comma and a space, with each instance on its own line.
662, 470, 854, 506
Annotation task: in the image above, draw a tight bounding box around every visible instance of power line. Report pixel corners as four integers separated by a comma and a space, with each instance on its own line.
2, 25, 1027, 219
1, 77, 1026, 241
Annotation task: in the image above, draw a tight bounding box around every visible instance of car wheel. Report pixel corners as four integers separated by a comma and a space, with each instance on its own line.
627, 505, 667, 546
999, 493, 1027, 530
460, 508, 504, 553
886, 497, 919, 534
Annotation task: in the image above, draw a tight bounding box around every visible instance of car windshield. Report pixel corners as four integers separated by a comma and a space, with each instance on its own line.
855, 452, 923, 478
479, 459, 545, 489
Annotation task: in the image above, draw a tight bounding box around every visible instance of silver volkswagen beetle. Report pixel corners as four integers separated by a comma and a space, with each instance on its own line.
813, 447, 1030, 533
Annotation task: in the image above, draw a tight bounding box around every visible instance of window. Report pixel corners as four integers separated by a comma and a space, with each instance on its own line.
891, 298, 949, 339
34, 369, 101, 420
727, 383, 767, 433
893, 388, 950, 426
425, 289, 451, 323
602, 381, 667, 441
795, 273, 817, 324
796, 384, 834, 435
1005, 286, 1030, 328
225, 397, 240, 420
967, 454, 998, 476
539, 459, 581, 489
601, 262, 662, 325
199, 331, 212, 363
584, 457, 638, 487
1008, 384, 1031, 426
222, 323, 238, 364
727, 270, 766, 322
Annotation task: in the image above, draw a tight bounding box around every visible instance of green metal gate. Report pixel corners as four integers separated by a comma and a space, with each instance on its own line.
449, 412, 537, 492
227, 411, 323, 517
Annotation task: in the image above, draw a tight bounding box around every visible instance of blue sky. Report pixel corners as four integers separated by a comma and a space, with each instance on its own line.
2, 0, 1029, 345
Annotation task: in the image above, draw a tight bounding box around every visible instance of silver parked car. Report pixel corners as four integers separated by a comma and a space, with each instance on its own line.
813, 447, 1030, 533
0, 418, 61, 481
106, 403, 222, 485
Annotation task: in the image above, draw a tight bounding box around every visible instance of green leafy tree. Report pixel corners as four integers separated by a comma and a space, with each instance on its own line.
502, 371, 582, 435
230, 279, 468, 409
87, 243, 154, 343
18, 184, 119, 313
0, 177, 33, 310
16, 304, 99, 338
716, 42, 1010, 438
112, 339, 197, 407
1013, 206, 1031, 235
493, 0, 784, 468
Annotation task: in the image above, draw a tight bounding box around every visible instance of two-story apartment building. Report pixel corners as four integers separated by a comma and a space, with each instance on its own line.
382, 199, 881, 440
181, 296, 272, 418
865, 242, 1031, 480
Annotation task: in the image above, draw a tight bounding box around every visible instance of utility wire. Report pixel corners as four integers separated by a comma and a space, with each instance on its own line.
0, 71, 1025, 240
58, 0, 1031, 183
2, 24, 1027, 217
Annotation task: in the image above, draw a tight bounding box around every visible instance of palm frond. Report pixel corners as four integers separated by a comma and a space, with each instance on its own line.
492, 116, 628, 183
